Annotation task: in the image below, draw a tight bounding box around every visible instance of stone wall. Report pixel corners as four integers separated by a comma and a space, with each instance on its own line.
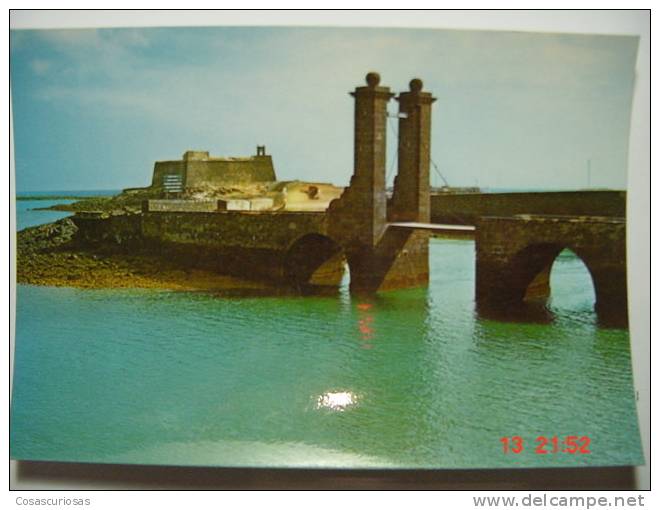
71, 212, 143, 247
431, 190, 626, 225
140, 210, 329, 282
142, 211, 327, 251
145, 200, 220, 212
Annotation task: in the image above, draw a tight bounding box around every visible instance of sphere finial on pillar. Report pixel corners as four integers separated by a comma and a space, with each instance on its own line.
409, 78, 423, 92
366, 72, 381, 88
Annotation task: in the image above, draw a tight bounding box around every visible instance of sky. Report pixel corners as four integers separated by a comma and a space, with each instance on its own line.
10, 26, 638, 192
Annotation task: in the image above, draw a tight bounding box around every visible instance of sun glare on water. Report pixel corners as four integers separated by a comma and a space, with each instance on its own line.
316, 391, 358, 411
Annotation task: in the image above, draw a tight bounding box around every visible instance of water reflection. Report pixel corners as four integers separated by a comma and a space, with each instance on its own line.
316, 391, 358, 412
356, 302, 375, 348
476, 301, 554, 324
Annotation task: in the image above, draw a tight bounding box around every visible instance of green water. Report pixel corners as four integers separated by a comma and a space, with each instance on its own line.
10, 238, 643, 469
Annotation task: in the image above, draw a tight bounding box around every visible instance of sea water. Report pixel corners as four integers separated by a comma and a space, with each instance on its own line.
15, 190, 119, 231
10, 197, 643, 468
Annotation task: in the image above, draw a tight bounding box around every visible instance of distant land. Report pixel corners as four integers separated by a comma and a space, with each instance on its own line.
17, 189, 121, 199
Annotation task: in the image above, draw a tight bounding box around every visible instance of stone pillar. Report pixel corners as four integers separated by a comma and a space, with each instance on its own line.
366, 78, 436, 292
328, 73, 435, 293
588, 258, 629, 327
347, 72, 394, 247
390, 78, 436, 223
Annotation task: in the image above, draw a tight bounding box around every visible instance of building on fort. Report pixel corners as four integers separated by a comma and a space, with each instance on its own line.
151, 146, 276, 193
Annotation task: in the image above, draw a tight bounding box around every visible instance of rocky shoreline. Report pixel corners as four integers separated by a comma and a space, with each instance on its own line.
29, 190, 148, 214
17, 189, 273, 292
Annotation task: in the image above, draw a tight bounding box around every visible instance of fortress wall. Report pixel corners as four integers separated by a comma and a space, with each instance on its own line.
431, 190, 626, 225
151, 161, 185, 187
185, 156, 276, 187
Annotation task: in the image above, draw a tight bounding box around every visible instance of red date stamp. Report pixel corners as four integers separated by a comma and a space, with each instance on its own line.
500, 435, 591, 454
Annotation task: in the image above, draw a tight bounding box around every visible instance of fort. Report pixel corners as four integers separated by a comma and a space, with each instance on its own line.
151, 147, 276, 192
23, 72, 628, 327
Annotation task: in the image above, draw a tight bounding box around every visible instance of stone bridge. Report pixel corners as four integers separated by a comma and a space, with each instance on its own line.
128, 72, 628, 325
475, 215, 627, 326
138, 72, 441, 294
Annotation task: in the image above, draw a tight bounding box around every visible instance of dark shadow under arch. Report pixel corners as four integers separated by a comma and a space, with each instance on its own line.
283, 233, 347, 291
508, 242, 564, 304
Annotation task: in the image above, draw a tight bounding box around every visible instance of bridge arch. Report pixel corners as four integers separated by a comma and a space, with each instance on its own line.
283, 233, 348, 290
495, 241, 624, 326
510, 243, 597, 307
475, 216, 627, 327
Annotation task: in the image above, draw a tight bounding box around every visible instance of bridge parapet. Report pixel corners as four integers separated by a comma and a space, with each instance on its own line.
431, 190, 626, 226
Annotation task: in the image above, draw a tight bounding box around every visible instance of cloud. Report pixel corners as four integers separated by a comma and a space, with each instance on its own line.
25, 28, 154, 84
36, 28, 101, 47
11, 26, 636, 190
36, 27, 149, 51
